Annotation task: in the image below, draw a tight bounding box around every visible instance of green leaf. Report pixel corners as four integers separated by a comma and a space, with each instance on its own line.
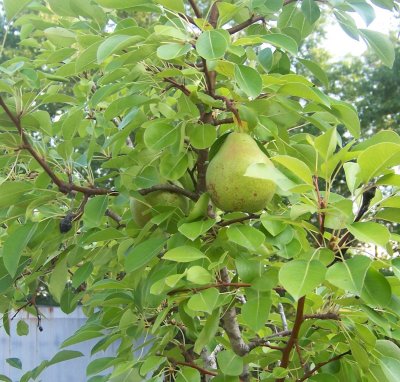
48, 256, 68, 303
262, 33, 298, 55
196, 30, 230, 60
72, 262, 94, 288
94, 0, 149, 10
188, 288, 219, 313
61, 326, 104, 348
234, 64, 262, 98
157, 43, 191, 60
3, 223, 37, 277
186, 266, 213, 285
298, 58, 329, 88
97, 35, 143, 63
6, 358, 22, 369
187, 124, 217, 149
326, 255, 371, 294
160, 152, 188, 180
155, 0, 184, 12
360, 29, 395, 68
331, 102, 360, 138
347, 222, 391, 247
143, 120, 178, 150
125, 237, 166, 272
349, 2, 375, 26
0, 182, 32, 209
314, 127, 337, 161
278, 83, 330, 106
279, 260, 326, 301
83, 196, 108, 228
361, 267, 392, 307
358, 143, 400, 182
163, 246, 206, 262
392, 257, 400, 279
44, 27, 76, 47
178, 219, 215, 241
4, 0, 33, 21
76, 41, 102, 72
194, 308, 220, 354
349, 340, 370, 371
301, 0, 320, 24
242, 290, 272, 331
140, 356, 166, 376
87, 357, 115, 376
227, 225, 265, 251
258, 47, 273, 72
272, 155, 313, 184
16, 320, 29, 336
217, 350, 244, 376
48, 350, 84, 366
176, 366, 201, 382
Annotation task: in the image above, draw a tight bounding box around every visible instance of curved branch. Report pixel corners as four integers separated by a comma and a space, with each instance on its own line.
139, 184, 199, 201
0, 97, 118, 197
168, 358, 217, 377
296, 351, 351, 382
227, 15, 264, 34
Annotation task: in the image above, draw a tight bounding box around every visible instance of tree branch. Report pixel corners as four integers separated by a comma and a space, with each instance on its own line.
296, 351, 351, 382
218, 214, 260, 227
168, 358, 217, 377
276, 296, 306, 382
212, 117, 234, 126
164, 77, 191, 97
0, 97, 118, 197
219, 268, 250, 381
227, 15, 264, 34
188, 0, 202, 18
208, 1, 219, 28
278, 303, 289, 331
248, 330, 292, 351
105, 209, 125, 227
303, 312, 340, 321
139, 184, 199, 201
167, 282, 251, 296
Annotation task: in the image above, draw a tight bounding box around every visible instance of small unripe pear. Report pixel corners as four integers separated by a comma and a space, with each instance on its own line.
206, 132, 276, 212
130, 191, 189, 227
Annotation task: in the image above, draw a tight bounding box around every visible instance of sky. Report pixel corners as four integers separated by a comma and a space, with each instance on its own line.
323, 6, 399, 59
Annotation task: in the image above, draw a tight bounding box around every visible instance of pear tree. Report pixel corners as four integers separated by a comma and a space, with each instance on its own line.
1, 0, 400, 381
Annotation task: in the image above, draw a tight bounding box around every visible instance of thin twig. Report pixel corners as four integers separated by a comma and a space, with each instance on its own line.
168, 358, 217, 377
278, 303, 288, 331
227, 15, 265, 34
167, 282, 252, 296
218, 214, 260, 227
296, 351, 351, 382
139, 184, 199, 201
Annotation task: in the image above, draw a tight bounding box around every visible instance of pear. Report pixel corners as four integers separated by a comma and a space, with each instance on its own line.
206, 132, 276, 212
130, 191, 189, 227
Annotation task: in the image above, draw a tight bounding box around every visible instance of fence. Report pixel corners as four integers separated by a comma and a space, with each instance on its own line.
1, 306, 119, 382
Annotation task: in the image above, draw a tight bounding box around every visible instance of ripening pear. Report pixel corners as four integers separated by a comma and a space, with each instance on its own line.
130, 191, 189, 227
206, 132, 276, 212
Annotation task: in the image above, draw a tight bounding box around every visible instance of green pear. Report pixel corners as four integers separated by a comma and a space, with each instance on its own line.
130, 191, 189, 227
206, 132, 276, 213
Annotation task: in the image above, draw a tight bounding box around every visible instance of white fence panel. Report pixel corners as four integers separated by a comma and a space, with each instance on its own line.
1, 306, 118, 382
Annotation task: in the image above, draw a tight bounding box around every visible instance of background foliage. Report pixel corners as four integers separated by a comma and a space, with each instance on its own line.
1, 0, 400, 381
